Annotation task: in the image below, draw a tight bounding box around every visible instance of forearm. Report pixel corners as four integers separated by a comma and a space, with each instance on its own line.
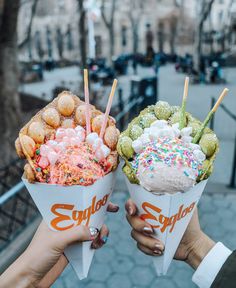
186, 232, 215, 270
0, 252, 36, 288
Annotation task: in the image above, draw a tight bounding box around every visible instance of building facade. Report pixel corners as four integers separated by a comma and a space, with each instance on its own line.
17, 0, 200, 62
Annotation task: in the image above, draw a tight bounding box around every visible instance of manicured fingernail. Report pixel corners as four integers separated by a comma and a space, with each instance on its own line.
101, 236, 108, 244
155, 244, 164, 251
111, 205, 119, 212
153, 250, 163, 255
128, 206, 133, 215
143, 226, 153, 233
89, 227, 99, 240
91, 242, 98, 249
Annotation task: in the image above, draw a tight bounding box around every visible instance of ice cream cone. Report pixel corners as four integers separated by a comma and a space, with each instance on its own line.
125, 177, 207, 275
22, 171, 116, 279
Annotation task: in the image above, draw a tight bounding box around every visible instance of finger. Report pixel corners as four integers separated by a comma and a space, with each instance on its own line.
137, 243, 163, 256
91, 224, 109, 249
125, 199, 137, 216
107, 202, 119, 213
38, 255, 68, 287
58, 225, 99, 248
126, 214, 153, 234
131, 230, 164, 253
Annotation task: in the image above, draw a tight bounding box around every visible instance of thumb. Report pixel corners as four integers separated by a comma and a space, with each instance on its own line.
58, 225, 99, 248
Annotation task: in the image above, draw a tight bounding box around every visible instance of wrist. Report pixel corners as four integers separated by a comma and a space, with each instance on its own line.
0, 252, 36, 288
186, 232, 215, 270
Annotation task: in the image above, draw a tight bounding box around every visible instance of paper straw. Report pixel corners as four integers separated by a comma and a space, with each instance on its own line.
84, 69, 91, 134
192, 88, 229, 144
179, 77, 189, 130
100, 79, 118, 138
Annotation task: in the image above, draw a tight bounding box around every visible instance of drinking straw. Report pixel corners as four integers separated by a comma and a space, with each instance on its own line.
84, 69, 91, 134
179, 76, 189, 130
100, 79, 118, 138
192, 88, 229, 144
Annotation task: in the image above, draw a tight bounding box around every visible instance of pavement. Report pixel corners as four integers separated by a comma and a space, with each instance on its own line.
52, 169, 236, 288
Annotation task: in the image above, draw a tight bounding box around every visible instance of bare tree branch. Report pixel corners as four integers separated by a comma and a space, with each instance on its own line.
18, 0, 39, 49
77, 0, 87, 68
200, 0, 215, 26
101, 0, 116, 61
101, 0, 110, 28
111, 0, 116, 22
128, 0, 143, 54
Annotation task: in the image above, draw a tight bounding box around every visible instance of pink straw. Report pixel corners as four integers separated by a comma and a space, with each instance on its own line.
84, 69, 91, 134
100, 79, 118, 138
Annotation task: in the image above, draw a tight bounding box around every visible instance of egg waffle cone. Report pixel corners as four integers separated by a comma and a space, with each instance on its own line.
15, 91, 119, 183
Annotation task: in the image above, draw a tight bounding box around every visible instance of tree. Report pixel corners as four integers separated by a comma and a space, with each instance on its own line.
128, 0, 143, 54
35, 30, 44, 60
78, 0, 87, 68
101, 0, 116, 63
18, 0, 39, 60
66, 24, 74, 52
194, 0, 215, 72
0, 0, 21, 164
169, 14, 178, 55
157, 21, 165, 53
56, 26, 64, 59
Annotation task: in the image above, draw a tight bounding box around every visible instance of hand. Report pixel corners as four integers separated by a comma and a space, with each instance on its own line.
125, 199, 215, 269
174, 208, 215, 269
0, 202, 119, 288
125, 199, 164, 256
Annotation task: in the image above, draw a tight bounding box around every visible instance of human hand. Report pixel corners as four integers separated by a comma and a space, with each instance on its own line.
125, 199, 164, 256
125, 199, 215, 269
173, 207, 215, 269
0, 202, 119, 288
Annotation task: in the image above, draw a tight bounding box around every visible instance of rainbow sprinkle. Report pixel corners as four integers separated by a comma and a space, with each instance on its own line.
131, 137, 203, 179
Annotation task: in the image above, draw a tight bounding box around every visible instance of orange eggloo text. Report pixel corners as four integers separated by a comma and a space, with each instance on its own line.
50, 193, 110, 231
140, 201, 196, 233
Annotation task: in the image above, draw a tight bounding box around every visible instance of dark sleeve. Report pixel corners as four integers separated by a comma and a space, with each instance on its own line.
211, 251, 236, 288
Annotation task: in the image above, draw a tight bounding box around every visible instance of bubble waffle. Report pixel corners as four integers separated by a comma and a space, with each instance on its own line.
16, 91, 119, 184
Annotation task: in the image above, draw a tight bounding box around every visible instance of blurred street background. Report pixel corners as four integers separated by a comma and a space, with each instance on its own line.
0, 0, 236, 287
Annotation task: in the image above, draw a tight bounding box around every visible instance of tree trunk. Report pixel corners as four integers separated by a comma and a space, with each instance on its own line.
133, 25, 139, 54
195, 22, 203, 72
133, 29, 138, 54
157, 21, 164, 53
193, 0, 215, 73
78, 0, 87, 69
0, 0, 21, 165
169, 17, 178, 55
109, 25, 114, 62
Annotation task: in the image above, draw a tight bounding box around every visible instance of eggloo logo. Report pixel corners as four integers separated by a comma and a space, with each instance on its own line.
50, 193, 110, 231
140, 201, 196, 233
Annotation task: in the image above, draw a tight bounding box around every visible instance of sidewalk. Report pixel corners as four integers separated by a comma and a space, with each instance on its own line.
53, 168, 236, 288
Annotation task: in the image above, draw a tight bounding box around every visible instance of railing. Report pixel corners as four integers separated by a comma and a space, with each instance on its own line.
113, 88, 144, 130
0, 159, 38, 253
210, 97, 236, 188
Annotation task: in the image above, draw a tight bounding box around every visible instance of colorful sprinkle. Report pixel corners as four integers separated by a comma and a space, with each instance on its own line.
131, 137, 203, 180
